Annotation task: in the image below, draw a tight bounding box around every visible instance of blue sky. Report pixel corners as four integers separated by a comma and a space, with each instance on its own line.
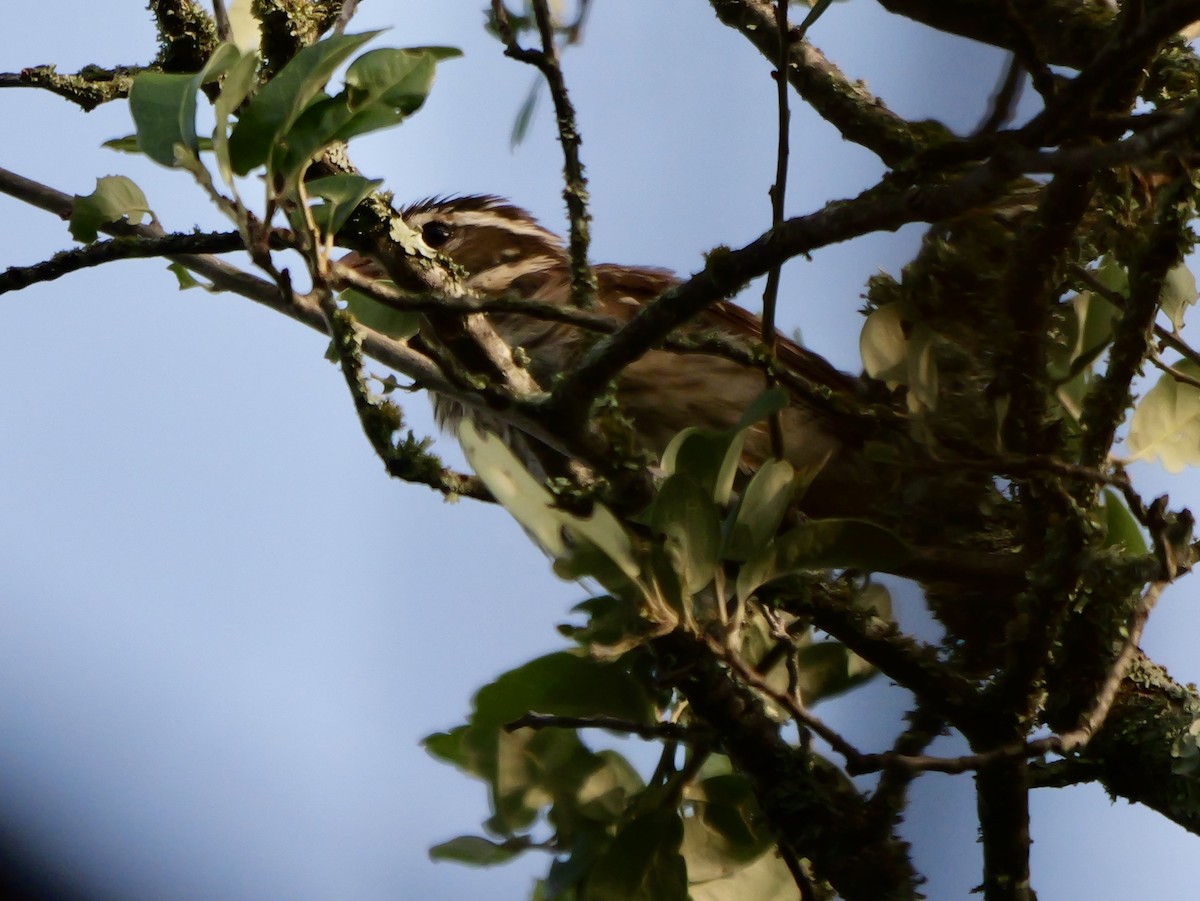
2, 2, 1200, 899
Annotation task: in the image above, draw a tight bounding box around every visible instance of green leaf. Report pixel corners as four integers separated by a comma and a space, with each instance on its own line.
307, 173, 383, 236
459, 422, 640, 585
227, 30, 382, 176
1127, 360, 1200, 472
575, 750, 645, 823
127, 42, 242, 169
345, 46, 454, 112
689, 849, 802, 901
272, 46, 458, 180
428, 654, 653, 837
583, 810, 687, 901
773, 518, 913, 574
166, 261, 205, 290
646, 475, 721, 594
213, 47, 261, 185
1100, 488, 1149, 555
660, 427, 745, 507
1160, 262, 1198, 331
68, 176, 152, 242
474, 653, 654, 735
511, 77, 541, 148
860, 303, 909, 383
423, 725, 476, 774
429, 835, 525, 867
724, 459, 795, 561
129, 72, 201, 167
340, 284, 420, 340
735, 543, 777, 605
681, 775, 772, 881
734, 387, 789, 432
794, 640, 877, 703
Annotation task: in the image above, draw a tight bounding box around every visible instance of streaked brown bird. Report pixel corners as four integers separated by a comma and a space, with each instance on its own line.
345, 195, 872, 514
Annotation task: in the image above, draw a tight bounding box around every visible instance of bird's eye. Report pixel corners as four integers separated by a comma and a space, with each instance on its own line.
422, 220, 454, 249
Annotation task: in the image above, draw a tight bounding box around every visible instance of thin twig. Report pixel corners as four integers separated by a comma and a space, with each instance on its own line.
0, 165, 497, 502
759, 0, 790, 461
333, 0, 361, 36
491, 0, 595, 308
707, 635, 870, 770
974, 54, 1025, 136
504, 712, 706, 742
0, 231, 284, 295
709, 0, 925, 167
212, 0, 233, 42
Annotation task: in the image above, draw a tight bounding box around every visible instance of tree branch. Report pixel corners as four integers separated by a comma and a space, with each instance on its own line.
710, 0, 930, 167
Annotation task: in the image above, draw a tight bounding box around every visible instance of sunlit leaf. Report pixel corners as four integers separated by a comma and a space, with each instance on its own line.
227, 30, 382, 175
1160, 262, 1198, 331
1127, 360, 1200, 472
575, 750, 645, 823
459, 421, 640, 585
860, 303, 908, 383
689, 848, 802, 901
68, 176, 152, 242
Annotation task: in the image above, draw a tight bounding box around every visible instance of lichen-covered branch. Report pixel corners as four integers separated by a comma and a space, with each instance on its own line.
710, 0, 932, 166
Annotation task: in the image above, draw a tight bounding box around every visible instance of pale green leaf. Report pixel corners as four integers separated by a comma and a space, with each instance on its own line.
459, 422, 639, 582
1160, 262, 1198, 331
860, 303, 908, 383
213, 48, 261, 185
68, 176, 152, 242
724, 459, 795, 561
1127, 360, 1200, 472
646, 475, 721, 594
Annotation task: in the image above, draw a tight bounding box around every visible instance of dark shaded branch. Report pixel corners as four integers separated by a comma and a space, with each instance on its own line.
873, 0, 1112, 71
504, 712, 707, 743
0, 231, 283, 295
546, 158, 1020, 421
657, 630, 921, 901
1080, 176, 1195, 469
974, 54, 1027, 136
975, 757, 1034, 901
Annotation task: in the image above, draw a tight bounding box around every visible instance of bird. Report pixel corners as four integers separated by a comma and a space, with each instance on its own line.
342, 195, 875, 515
